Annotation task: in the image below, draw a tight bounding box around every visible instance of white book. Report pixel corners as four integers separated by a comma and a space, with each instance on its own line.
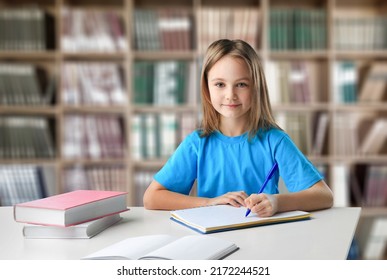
130, 115, 142, 160
82, 234, 238, 260
265, 61, 280, 105
161, 113, 176, 158
312, 112, 329, 155
332, 164, 350, 207
362, 236, 386, 260
85, 115, 101, 159
145, 114, 157, 158
23, 213, 122, 239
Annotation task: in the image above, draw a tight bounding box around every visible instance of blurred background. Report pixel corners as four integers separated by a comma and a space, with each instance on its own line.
0, 0, 386, 259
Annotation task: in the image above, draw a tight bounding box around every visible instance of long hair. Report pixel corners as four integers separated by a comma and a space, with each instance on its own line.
200, 39, 280, 139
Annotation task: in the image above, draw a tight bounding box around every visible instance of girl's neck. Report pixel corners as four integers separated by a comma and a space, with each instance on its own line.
219, 118, 248, 137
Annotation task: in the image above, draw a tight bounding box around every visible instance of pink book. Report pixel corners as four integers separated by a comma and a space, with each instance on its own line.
14, 190, 128, 227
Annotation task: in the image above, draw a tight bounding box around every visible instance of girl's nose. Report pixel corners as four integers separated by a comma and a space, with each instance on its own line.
225, 88, 237, 100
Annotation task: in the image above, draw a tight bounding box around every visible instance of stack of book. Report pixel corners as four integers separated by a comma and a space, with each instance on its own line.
13, 190, 128, 239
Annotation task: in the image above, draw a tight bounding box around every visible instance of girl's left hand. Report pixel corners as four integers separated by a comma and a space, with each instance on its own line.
206, 191, 248, 208
244, 193, 278, 217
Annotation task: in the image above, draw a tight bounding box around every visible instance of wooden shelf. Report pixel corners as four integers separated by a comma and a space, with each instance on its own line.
0, 51, 58, 60
133, 51, 196, 60
0, 106, 58, 115
62, 106, 128, 114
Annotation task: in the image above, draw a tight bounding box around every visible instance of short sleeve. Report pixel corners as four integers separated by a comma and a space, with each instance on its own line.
153, 132, 198, 195
274, 134, 323, 192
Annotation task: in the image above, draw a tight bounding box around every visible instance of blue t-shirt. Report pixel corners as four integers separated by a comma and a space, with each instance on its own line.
154, 128, 323, 198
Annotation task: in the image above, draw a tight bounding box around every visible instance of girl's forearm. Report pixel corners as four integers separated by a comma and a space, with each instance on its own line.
275, 180, 333, 213
143, 182, 209, 210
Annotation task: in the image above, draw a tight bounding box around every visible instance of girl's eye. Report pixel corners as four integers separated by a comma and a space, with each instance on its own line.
236, 83, 248, 88
215, 82, 225, 88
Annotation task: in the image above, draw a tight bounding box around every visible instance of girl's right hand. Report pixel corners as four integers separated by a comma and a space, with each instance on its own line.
206, 191, 248, 207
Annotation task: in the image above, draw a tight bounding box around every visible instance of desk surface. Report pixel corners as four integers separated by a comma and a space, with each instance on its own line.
0, 206, 361, 260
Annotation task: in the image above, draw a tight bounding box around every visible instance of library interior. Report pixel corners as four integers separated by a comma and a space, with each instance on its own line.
0, 0, 386, 260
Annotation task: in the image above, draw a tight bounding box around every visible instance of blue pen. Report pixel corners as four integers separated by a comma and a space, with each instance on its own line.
245, 162, 278, 217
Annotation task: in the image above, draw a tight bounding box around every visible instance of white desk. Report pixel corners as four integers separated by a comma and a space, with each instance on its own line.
0, 206, 360, 260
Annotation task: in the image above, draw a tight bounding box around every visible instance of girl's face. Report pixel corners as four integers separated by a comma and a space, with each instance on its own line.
207, 56, 253, 125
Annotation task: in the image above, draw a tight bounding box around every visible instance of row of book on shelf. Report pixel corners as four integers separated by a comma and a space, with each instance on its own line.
134, 7, 261, 52
265, 59, 387, 106
333, 113, 387, 156
269, 9, 387, 51
0, 63, 55, 106
133, 60, 196, 105
269, 8, 326, 51
63, 165, 127, 194
0, 165, 47, 207
197, 7, 260, 51
0, 112, 198, 161
277, 111, 387, 157
265, 60, 321, 104
0, 8, 55, 51
276, 112, 327, 156
62, 62, 126, 106
131, 112, 197, 160
1, 59, 199, 107
1, 6, 260, 53
333, 164, 387, 208
334, 16, 387, 50
0, 112, 384, 162
134, 8, 193, 51
0, 116, 55, 159
333, 61, 387, 104
1, 7, 387, 53
61, 8, 127, 52
2, 60, 386, 109
63, 114, 125, 159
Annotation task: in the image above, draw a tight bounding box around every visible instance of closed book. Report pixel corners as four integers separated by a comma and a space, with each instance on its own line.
23, 213, 122, 239
14, 190, 128, 227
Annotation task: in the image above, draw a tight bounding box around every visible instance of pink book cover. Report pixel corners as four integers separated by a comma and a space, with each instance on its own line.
15, 190, 127, 210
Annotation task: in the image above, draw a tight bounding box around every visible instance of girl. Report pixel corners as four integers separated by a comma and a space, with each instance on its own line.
143, 39, 333, 217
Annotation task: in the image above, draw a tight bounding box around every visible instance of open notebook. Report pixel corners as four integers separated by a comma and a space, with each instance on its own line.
170, 205, 311, 234
82, 234, 238, 260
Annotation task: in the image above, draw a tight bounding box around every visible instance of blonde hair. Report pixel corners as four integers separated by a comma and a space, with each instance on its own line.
200, 39, 280, 139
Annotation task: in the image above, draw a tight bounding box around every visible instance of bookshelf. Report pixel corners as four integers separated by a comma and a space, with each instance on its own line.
0, 0, 387, 258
